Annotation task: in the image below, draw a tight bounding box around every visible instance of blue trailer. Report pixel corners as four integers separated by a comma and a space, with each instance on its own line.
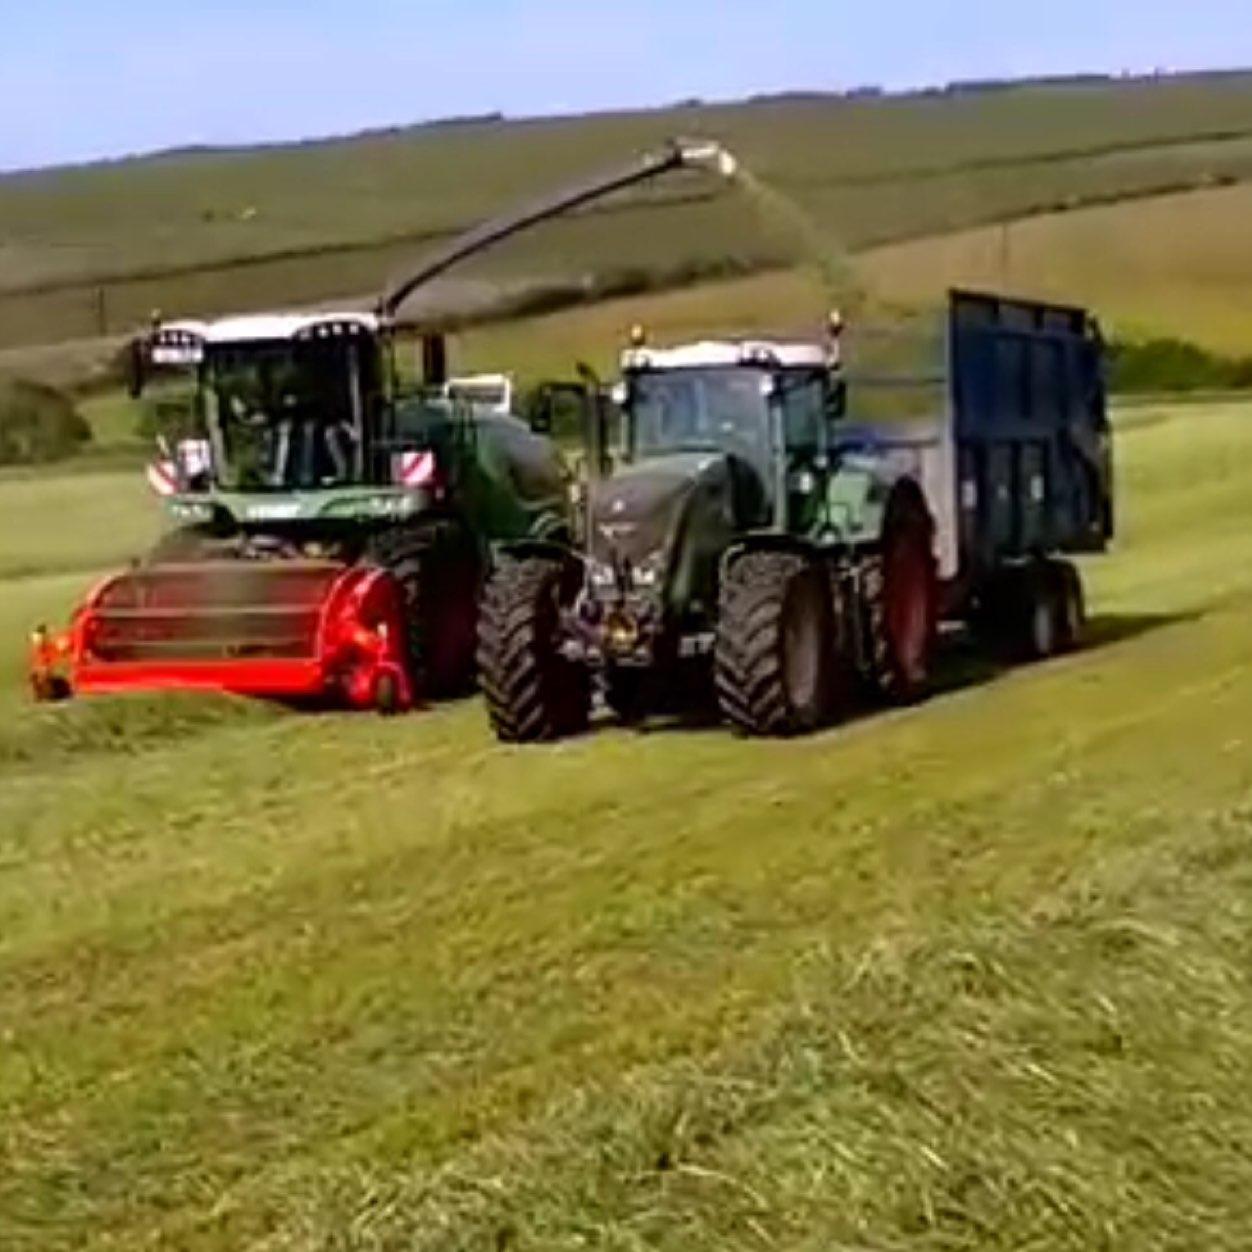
838, 288, 1113, 660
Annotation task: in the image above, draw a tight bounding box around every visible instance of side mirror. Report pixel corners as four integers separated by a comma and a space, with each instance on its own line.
420, 332, 448, 388
124, 336, 148, 399
828, 377, 848, 421
528, 393, 554, 435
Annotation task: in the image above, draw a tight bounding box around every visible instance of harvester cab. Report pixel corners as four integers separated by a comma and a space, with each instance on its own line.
139, 312, 397, 503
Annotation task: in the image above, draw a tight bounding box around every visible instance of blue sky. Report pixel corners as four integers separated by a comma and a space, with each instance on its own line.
1, 0, 1249, 171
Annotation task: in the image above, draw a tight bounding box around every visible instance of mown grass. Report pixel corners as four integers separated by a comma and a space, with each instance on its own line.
9, 74, 1252, 347
0, 467, 156, 580
3, 395, 1252, 1247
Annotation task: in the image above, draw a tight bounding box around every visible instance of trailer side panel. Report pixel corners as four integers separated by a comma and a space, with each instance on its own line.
949, 290, 1113, 576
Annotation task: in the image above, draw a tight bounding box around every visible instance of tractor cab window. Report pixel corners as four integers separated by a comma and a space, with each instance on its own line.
629, 367, 771, 469
203, 340, 377, 490
778, 373, 827, 456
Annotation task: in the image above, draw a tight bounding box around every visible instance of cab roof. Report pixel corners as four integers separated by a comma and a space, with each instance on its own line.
621, 339, 833, 371
160, 311, 381, 345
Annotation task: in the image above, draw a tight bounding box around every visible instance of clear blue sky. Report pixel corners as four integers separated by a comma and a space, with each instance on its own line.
1, 0, 1248, 171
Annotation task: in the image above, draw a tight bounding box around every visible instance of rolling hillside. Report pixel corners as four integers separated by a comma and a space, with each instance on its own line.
6, 72, 1252, 351
862, 179, 1252, 353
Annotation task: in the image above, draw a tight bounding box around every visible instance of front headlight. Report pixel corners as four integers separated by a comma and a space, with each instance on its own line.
588, 560, 616, 589
631, 549, 667, 590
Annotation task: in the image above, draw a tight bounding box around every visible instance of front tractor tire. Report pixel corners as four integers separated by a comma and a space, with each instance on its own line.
715, 550, 835, 737
478, 556, 591, 743
365, 522, 480, 701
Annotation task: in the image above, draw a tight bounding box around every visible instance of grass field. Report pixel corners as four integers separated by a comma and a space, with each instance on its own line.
5, 394, 1252, 1248
9, 73, 1252, 348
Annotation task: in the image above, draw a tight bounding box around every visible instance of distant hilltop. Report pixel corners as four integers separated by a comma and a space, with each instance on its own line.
5, 67, 1251, 181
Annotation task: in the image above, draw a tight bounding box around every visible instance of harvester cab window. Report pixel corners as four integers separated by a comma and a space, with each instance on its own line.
205, 341, 373, 490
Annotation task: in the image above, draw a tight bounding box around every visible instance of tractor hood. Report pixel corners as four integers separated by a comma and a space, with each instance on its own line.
587, 452, 726, 567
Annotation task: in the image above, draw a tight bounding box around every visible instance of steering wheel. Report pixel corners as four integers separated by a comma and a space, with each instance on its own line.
229, 394, 271, 429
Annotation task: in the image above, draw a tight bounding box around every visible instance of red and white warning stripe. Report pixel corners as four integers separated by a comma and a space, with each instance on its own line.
145, 459, 179, 497
393, 449, 437, 488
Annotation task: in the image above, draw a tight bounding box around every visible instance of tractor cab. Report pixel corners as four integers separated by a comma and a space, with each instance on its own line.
615, 333, 844, 531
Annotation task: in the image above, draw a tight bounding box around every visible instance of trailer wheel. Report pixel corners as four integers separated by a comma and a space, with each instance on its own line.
984, 562, 1065, 662
477, 556, 590, 743
365, 522, 480, 700
715, 550, 833, 737
1051, 560, 1086, 652
870, 492, 937, 703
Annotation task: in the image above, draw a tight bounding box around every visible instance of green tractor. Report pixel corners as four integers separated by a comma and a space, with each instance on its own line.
478, 291, 1113, 739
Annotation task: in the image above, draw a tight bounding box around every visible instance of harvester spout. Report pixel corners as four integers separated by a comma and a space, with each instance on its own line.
671, 138, 739, 180
378, 138, 740, 320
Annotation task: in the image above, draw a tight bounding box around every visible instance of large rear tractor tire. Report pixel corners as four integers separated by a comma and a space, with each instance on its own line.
477, 556, 591, 743
365, 522, 480, 701
868, 491, 938, 703
715, 550, 834, 737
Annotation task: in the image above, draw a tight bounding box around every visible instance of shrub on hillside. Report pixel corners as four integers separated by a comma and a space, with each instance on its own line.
1108, 337, 1252, 393
0, 376, 92, 465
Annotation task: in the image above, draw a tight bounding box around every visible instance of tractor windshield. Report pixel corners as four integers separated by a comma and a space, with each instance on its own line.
202, 339, 377, 490
630, 367, 771, 465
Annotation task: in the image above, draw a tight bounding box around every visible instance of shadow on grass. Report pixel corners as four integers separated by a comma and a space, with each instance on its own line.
931, 609, 1198, 700
605, 610, 1199, 740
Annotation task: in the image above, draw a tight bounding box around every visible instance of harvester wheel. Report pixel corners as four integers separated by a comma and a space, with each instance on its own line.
365, 523, 480, 700
868, 491, 937, 703
477, 556, 590, 743
715, 550, 834, 737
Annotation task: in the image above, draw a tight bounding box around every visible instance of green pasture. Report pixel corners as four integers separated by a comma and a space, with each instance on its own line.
3, 395, 1252, 1247
8, 74, 1252, 348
